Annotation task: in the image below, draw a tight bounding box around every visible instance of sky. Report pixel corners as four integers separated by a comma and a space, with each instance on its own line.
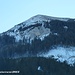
0, 0, 75, 33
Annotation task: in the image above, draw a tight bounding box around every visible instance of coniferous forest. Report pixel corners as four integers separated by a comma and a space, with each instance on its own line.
0, 57, 75, 75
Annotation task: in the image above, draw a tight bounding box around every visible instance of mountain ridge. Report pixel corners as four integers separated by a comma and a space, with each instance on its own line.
0, 14, 74, 42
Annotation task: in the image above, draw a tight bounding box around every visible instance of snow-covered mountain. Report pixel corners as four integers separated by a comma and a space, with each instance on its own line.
0, 14, 75, 66
0, 14, 69, 42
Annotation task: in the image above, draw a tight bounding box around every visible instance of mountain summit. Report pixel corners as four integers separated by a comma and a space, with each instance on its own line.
0, 15, 75, 65
0, 15, 70, 42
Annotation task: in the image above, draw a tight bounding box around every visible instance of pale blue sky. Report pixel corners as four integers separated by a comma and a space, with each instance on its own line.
0, 0, 75, 33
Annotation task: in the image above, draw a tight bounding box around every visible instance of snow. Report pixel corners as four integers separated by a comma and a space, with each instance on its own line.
24, 15, 69, 26
1, 14, 75, 66
4, 14, 70, 43
39, 33, 50, 41
39, 46, 75, 66
15, 15, 69, 29
16, 15, 51, 29
38, 66, 41, 70
64, 26, 68, 29
7, 32, 15, 36
15, 35, 22, 42
6, 31, 22, 42
6, 22, 51, 42
37, 66, 42, 71
53, 33, 58, 35
57, 18, 69, 21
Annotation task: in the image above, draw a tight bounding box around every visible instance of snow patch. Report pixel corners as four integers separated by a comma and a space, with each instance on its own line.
64, 26, 68, 29
21, 15, 69, 28
38, 66, 41, 70
39, 33, 50, 41
15, 35, 22, 42
37, 66, 42, 71
22, 15, 51, 28
53, 33, 58, 36
39, 46, 75, 66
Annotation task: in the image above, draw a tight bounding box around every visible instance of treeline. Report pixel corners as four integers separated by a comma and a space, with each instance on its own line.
0, 57, 75, 75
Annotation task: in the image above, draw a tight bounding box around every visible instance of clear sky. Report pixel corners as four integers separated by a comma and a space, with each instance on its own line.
0, 0, 75, 33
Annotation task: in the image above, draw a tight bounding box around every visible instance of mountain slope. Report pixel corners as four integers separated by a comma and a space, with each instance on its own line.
0, 15, 75, 66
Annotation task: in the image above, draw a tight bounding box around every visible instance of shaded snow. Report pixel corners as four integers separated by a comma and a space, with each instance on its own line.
64, 26, 68, 29
38, 46, 75, 66
39, 33, 50, 40
53, 33, 58, 36
37, 66, 43, 71
38, 66, 41, 71
6, 24, 51, 43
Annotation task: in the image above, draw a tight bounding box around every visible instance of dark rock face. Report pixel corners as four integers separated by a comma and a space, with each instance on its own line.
50, 20, 75, 46
18, 23, 42, 31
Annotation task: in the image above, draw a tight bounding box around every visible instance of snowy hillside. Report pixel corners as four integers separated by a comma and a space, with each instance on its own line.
0, 14, 75, 66
1, 15, 70, 42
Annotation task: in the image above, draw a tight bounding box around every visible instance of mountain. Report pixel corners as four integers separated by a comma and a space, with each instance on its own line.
0, 14, 75, 66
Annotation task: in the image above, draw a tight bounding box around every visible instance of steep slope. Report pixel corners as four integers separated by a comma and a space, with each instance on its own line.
0, 15, 75, 66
